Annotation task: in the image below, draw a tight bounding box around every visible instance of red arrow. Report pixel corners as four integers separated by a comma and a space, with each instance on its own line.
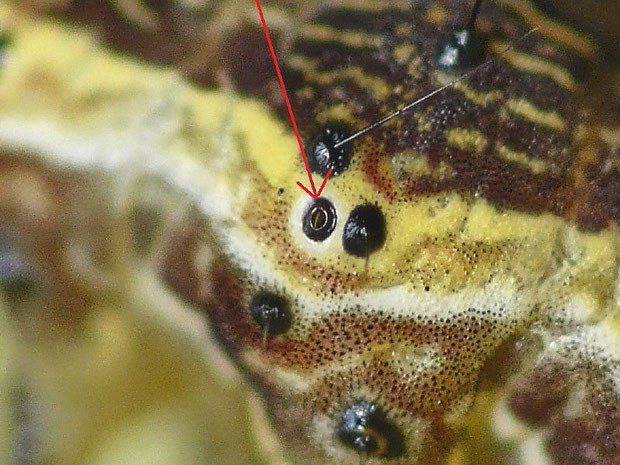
254, 0, 331, 198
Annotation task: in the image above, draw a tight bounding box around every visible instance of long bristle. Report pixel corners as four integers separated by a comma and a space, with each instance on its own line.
333, 26, 539, 149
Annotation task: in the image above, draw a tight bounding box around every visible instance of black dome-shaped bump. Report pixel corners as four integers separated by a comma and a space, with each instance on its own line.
306, 122, 353, 177
436, 28, 487, 68
249, 291, 291, 336
342, 203, 386, 257
337, 400, 405, 457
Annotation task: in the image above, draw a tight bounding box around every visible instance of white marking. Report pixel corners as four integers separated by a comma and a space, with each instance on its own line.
520, 430, 553, 465
492, 399, 533, 441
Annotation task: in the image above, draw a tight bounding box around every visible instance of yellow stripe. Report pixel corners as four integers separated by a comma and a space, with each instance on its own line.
496, 143, 549, 174
288, 55, 391, 99
424, 4, 449, 25
599, 127, 620, 147
496, 0, 596, 58
393, 43, 417, 64
505, 99, 566, 131
435, 71, 503, 105
445, 128, 489, 153
491, 41, 576, 90
316, 104, 356, 125
331, 0, 412, 13
300, 24, 384, 49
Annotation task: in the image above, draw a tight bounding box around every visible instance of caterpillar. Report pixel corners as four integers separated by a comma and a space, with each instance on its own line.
0, 1, 617, 464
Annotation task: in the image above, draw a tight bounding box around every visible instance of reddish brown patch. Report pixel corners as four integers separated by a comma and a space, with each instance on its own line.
260, 309, 504, 372
361, 142, 398, 202
157, 217, 516, 422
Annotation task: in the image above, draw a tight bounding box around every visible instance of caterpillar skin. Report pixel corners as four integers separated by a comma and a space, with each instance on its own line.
0, 1, 617, 464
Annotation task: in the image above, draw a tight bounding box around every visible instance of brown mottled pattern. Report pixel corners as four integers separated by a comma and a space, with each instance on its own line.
19, 0, 287, 93
571, 141, 620, 230
506, 347, 620, 465
275, 0, 617, 230
157, 207, 522, 464
20, 0, 619, 230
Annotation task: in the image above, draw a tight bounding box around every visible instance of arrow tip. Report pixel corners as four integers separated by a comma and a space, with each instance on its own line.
297, 169, 332, 198
296, 181, 318, 198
